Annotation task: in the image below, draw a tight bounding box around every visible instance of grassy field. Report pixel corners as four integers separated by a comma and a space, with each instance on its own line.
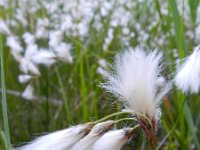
0, 0, 200, 149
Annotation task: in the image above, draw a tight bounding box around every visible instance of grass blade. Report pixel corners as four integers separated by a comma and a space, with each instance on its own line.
184, 102, 200, 149
55, 67, 72, 123
188, 0, 199, 23
169, 0, 185, 58
0, 130, 6, 150
0, 35, 11, 149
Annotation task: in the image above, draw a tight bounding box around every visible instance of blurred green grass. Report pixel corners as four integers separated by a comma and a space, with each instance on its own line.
0, 0, 200, 149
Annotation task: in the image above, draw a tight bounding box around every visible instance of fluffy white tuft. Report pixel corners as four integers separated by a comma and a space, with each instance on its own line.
18, 124, 92, 150
102, 48, 171, 118
92, 128, 132, 150
175, 45, 200, 93
71, 120, 114, 150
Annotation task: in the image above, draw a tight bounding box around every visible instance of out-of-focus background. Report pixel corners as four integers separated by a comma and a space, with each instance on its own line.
0, 0, 200, 149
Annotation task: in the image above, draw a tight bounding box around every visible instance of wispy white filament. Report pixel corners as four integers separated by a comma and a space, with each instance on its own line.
102, 48, 171, 118
18, 124, 92, 150
175, 45, 200, 93
71, 120, 114, 150
92, 128, 132, 150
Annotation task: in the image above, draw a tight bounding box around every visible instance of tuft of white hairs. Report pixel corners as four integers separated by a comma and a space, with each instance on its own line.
175, 45, 200, 93
92, 128, 133, 150
17, 123, 93, 150
71, 120, 113, 150
102, 48, 171, 118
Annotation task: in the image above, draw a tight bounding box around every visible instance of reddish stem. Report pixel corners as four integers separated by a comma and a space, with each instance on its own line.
138, 116, 157, 149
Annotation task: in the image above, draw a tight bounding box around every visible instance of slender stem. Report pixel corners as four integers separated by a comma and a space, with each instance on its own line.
156, 98, 186, 150
0, 35, 11, 149
94, 111, 131, 124
114, 118, 138, 124
135, 112, 152, 126
0, 130, 6, 150
55, 67, 72, 122
131, 124, 140, 132
94, 111, 152, 126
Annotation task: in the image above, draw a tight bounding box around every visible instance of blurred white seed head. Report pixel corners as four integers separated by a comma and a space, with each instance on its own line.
49, 31, 63, 48
22, 84, 35, 100
18, 74, 33, 83
102, 48, 171, 118
175, 45, 200, 93
71, 120, 114, 150
23, 32, 35, 45
18, 123, 93, 150
31, 50, 56, 67
20, 58, 40, 75
0, 19, 10, 34
6, 36, 23, 53
92, 128, 133, 150
53, 43, 73, 63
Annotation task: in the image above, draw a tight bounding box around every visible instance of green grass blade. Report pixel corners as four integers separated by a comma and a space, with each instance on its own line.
0, 35, 11, 149
55, 67, 72, 123
79, 52, 88, 121
0, 130, 6, 150
169, 0, 185, 58
188, 0, 199, 23
184, 102, 200, 149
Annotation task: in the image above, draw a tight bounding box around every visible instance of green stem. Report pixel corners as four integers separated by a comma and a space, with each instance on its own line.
55, 67, 72, 122
0, 35, 11, 149
114, 118, 137, 124
94, 111, 131, 124
94, 111, 152, 126
156, 98, 186, 150
130, 124, 140, 132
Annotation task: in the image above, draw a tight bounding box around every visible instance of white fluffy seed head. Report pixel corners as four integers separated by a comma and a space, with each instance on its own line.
102, 48, 171, 118
92, 128, 133, 150
71, 120, 114, 150
18, 123, 93, 150
175, 45, 200, 93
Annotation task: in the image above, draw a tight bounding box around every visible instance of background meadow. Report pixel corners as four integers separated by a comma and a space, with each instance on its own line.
0, 0, 200, 149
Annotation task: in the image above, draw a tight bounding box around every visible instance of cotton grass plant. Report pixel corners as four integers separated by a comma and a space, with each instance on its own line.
13, 48, 171, 149
1, 0, 200, 149
101, 48, 171, 148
